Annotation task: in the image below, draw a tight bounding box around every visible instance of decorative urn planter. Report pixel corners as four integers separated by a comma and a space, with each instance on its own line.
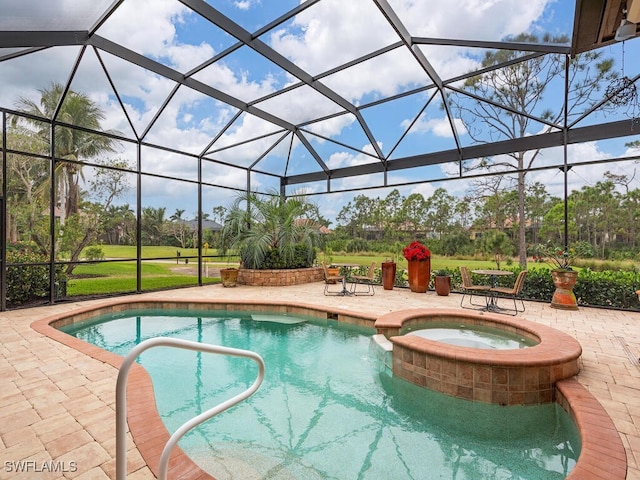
408, 259, 430, 293
381, 261, 396, 290
550, 270, 579, 310
434, 275, 451, 296
220, 268, 239, 287
403, 241, 431, 293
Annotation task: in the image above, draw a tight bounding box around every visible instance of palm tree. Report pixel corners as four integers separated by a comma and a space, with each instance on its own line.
222, 190, 322, 269
13, 82, 119, 218
142, 207, 167, 246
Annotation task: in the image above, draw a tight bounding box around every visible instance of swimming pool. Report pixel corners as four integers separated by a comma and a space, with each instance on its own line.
61, 308, 579, 479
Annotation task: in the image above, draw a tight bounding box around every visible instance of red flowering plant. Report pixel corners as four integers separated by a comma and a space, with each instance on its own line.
403, 241, 430, 262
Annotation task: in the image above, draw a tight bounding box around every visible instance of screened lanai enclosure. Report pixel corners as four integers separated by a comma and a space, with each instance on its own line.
1, 0, 639, 310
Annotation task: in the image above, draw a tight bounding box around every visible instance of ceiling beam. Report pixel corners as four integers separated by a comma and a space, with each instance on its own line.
284, 118, 639, 185
0, 31, 88, 47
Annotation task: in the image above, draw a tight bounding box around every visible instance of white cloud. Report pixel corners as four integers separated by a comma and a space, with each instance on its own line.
403, 116, 468, 138
234, 1, 252, 10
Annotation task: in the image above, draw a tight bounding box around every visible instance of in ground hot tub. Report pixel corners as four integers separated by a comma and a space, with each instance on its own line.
404, 322, 537, 349
375, 308, 582, 405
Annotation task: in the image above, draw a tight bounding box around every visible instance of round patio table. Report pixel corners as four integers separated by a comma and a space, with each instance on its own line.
471, 269, 513, 311
330, 263, 359, 296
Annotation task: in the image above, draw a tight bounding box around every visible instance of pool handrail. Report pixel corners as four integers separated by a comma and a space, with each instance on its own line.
115, 337, 265, 480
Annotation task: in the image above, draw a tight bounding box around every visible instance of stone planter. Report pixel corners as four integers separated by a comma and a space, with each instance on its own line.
238, 267, 324, 286
220, 268, 239, 287
550, 270, 579, 310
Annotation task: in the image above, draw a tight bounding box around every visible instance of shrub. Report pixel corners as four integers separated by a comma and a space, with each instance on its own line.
345, 238, 369, 253
242, 244, 315, 269
84, 245, 105, 261
6, 243, 67, 306
449, 265, 640, 311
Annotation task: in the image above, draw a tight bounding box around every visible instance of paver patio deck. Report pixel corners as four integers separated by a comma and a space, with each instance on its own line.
1, 283, 639, 479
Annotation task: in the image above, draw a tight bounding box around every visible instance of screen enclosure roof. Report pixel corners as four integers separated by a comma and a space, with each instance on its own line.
1, 0, 639, 195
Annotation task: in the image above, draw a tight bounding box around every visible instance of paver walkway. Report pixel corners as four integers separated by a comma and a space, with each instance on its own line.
1, 283, 639, 479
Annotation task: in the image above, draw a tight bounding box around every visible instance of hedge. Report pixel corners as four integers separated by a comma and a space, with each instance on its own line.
370, 265, 640, 311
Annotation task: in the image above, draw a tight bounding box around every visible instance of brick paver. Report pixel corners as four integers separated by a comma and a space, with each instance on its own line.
1, 283, 639, 479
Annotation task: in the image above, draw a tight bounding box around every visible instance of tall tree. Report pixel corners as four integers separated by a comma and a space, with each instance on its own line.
13, 82, 120, 218
142, 207, 167, 246
169, 209, 190, 248
426, 188, 455, 239
451, 33, 615, 269
398, 193, 428, 238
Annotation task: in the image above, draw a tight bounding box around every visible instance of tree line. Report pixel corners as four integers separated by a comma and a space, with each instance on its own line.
329, 172, 640, 266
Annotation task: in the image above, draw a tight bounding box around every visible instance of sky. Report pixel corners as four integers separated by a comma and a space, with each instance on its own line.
1, 0, 639, 224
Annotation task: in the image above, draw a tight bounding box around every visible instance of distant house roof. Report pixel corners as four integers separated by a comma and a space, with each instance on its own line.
295, 218, 332, 234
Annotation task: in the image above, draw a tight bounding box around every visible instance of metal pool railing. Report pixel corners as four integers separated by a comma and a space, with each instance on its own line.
115, 337, 265, 480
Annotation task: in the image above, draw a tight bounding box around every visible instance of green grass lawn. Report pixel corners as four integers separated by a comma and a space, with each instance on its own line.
67, 261, 218, 296
69, 246, 532, 298
323, 253, 506, 272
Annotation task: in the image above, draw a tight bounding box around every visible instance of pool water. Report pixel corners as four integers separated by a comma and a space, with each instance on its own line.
61, 309, 579, 479
405, 322, 537, 349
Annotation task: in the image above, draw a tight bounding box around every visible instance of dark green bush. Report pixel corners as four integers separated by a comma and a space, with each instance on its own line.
243, 244, 316, 269
84, 245, 105, 261
574, 269, 640, 309
6, 244, 67, 306
345, 238, 369, 253
448, 266, 640, 311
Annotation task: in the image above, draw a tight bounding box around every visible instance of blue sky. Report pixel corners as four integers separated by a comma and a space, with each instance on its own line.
1, 0, 639, 223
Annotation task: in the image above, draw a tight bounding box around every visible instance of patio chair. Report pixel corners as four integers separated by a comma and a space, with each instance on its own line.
489, 270, 528, 315
322, 261, 345, 296
350, 262, 376, 296
459, 266, 491, 309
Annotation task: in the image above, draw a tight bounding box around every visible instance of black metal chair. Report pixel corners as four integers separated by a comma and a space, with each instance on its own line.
350, 262, 376, 296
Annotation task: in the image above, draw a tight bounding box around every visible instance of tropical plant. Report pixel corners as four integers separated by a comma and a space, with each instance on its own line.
222, 190, 322, 270
534, 242, 589, 271
13, 82, 121, 219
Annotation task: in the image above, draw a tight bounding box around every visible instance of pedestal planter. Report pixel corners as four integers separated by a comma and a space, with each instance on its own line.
550, 270, 579, 310
382, 261, 396, 290
434, 275, 451, 296
220, 268, 239, 287
408, 259, 430, 293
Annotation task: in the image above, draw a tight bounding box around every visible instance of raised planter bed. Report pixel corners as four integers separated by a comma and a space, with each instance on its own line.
237, 266, 324, 286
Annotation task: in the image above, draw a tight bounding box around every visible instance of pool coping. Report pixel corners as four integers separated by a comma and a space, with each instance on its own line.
30, 297, 627, 480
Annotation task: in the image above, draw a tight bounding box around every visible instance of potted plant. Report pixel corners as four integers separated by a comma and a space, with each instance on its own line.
221, 190, 323, 285
381, 258, 396, 290
432, 269, 451, 296
537, 243, 584, 310
403, 241, 431, 293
